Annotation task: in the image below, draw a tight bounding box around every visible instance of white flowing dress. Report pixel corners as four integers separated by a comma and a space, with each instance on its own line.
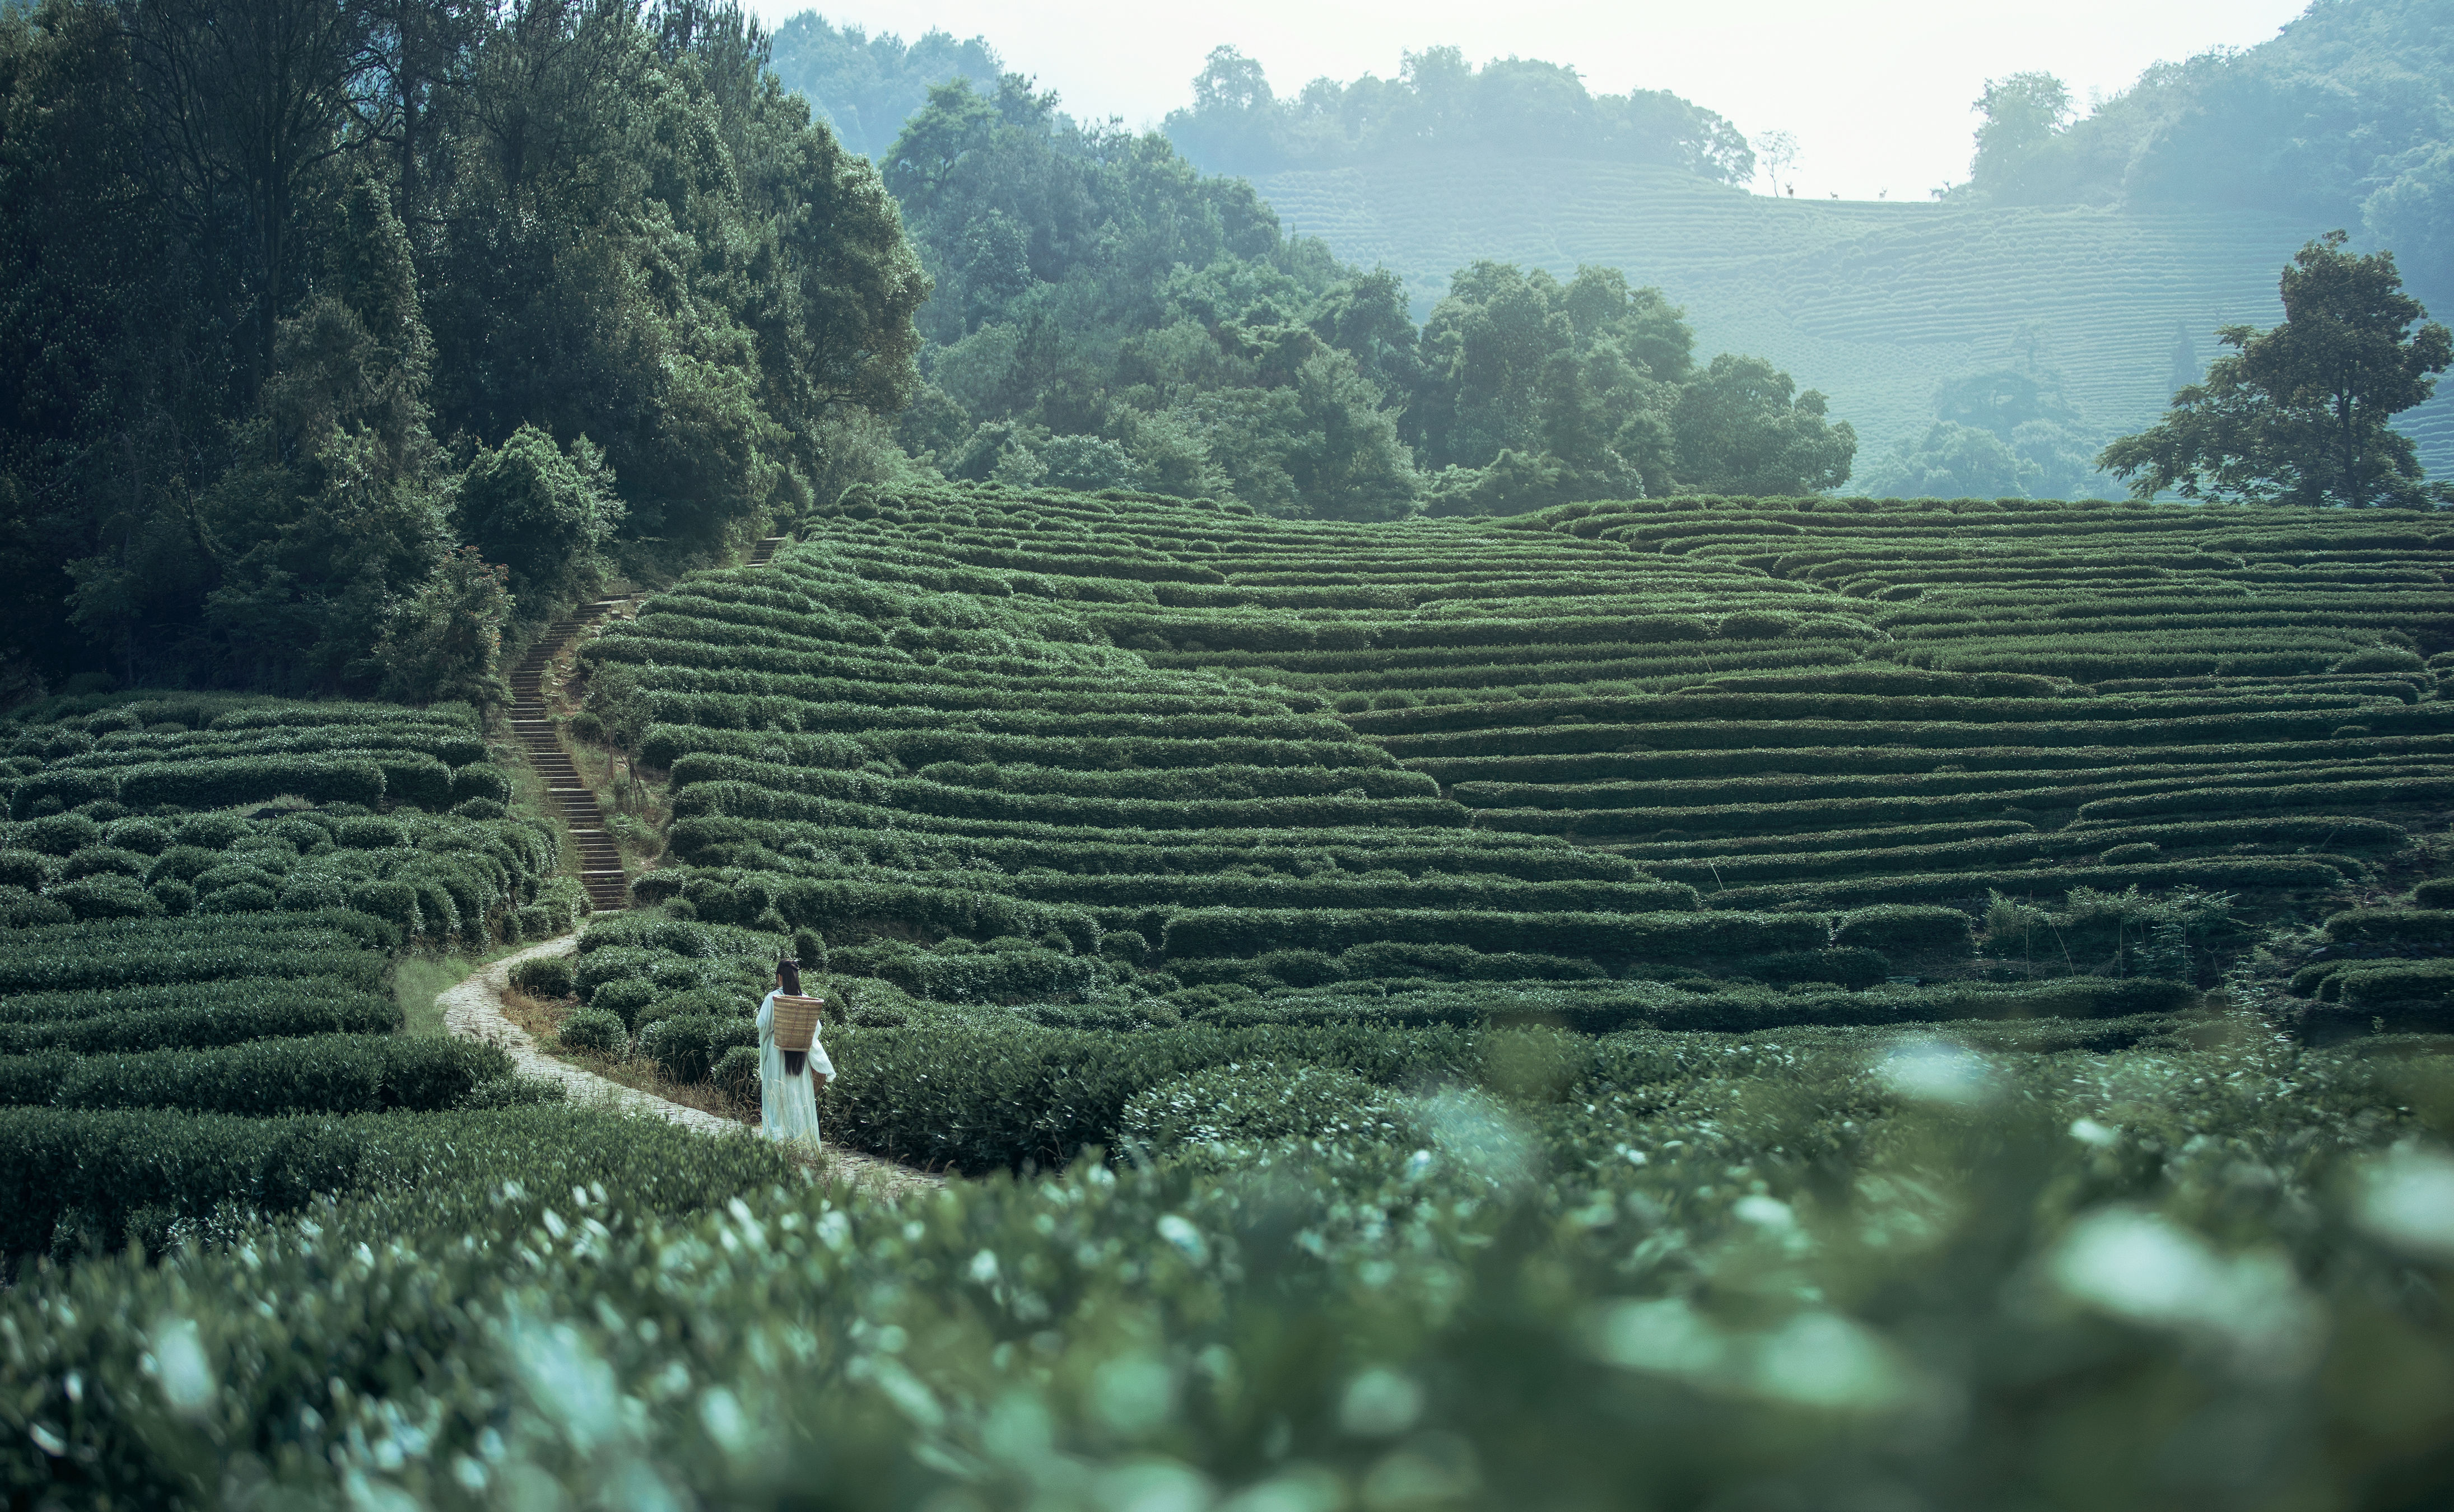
755, 989, 833, 1146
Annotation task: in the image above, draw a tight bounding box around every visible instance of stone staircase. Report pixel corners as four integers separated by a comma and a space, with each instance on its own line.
748, 535, 787, 567
507, 601, 630, 913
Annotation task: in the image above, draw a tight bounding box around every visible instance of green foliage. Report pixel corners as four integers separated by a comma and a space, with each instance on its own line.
0, 1100, 795, 1263
555, 1007, 628, 1056
2102, 234, 2453, 507
0, 477, 2451, 1508
454, 426, 622, 612
372, 545, 515, 710
0, 1034, 510, 1116
1, 0, 925, 688
764, 13, 998, 159
1165, 45, 1754, 184
636, 1011, 755, 1082
510, 955, 576, 999
1832, 904, 1973, 955
1671, 354, 1857, 496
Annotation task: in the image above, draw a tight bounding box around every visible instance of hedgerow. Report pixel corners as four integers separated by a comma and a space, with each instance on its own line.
0, 1034, 511, 1116
0, 979, 400, 1054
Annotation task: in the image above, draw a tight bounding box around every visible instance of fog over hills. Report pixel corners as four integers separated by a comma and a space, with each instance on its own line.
1244, 157, 2425, 477
772, 0, 2454, 488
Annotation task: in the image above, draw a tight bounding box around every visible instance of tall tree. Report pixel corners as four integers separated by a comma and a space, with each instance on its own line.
1672, 354, 1856, 496
122, 0, 381, 383
2099, 232, 2451, 507
1968, 73, 2071, 202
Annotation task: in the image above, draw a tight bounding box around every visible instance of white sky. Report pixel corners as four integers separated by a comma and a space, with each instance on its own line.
746, 0, 2312, 200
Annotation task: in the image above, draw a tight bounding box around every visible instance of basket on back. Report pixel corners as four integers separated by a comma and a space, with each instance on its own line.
771, 994, 825, 1052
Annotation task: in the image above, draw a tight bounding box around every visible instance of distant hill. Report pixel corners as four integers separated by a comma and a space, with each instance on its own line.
1249, 153, 2454, 480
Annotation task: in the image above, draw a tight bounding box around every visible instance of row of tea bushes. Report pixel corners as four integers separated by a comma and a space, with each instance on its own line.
0, 798, 580, 942
2289, 878, 2454, 1034
574, 489, 2444, 1020
0, 693, 614, 1266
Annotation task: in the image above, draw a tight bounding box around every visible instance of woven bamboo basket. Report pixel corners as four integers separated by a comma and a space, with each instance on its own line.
771, 993, 825, 1052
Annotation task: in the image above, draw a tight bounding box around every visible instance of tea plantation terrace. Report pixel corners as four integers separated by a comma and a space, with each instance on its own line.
553, 486, 2450, 1115
0, 693, 706, 1262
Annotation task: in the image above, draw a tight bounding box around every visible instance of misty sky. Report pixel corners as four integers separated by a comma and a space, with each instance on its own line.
746, 0, 2311, 199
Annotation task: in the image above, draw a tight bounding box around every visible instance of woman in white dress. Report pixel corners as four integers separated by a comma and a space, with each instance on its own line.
755, 956, 832, 1146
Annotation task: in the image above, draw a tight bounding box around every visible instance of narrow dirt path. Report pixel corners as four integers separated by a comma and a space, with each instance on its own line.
443, 934, 942, 1198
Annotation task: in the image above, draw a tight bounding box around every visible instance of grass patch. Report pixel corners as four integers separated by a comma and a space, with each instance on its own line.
393, 942, 528, 1036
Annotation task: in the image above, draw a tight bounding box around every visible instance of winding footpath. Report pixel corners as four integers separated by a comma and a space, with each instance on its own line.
443, 937, 940, 1197
452, 530, 940, 1196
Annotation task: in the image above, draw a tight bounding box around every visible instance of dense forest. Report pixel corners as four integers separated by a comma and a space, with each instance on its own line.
0, 0, 926, 696
863, 74, 1852, 519
765, 10, 994, 160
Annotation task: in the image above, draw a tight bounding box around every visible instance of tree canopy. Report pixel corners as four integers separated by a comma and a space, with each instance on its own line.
1856, 328, 2111, 500
1163, 45, 1755, 184
765, 13, 996, 160
2099, 232, 2451, 507
0, 0, 924, 692
872, 79, 1852, 522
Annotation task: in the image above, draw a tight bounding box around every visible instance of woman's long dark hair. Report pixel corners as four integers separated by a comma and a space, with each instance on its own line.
776, 956, 808, 1076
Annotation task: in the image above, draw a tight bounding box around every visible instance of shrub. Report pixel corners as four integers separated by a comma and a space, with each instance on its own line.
59, 846, 150, 880
1161, 907, 1822, 963
337, 816, 407, 850
23, 813, 101, 855
117, 757, 387, 811
1832, 905, 1973, 955
2099, 842, 2162, 865
586, 977, 658, 1030
510, 955, 578, 998
450, 796, 507, 820
449, 763, 514, 806
2323, 909, 2454, 947
713, 1043, 762, 1105
458, 1075, 570, 1109
100, 819, 174, 856
199, 882, 277, 913
0, 851, 44, 891
346, 880, 421, 932
0, 887, 71, 927
7, 770, 117, 820
1742, 947, 1889, 989
636, 1012, 755, 1082
637, 986, 741, 1027
0, 978, 397, 1054
555, 1007, 628, 1054
0, 1103, 790, 1262
50, 874, 161, 920
174, 812, 247, 850
0, 1035, 510, 1116
1119, 1061, 1399, 1154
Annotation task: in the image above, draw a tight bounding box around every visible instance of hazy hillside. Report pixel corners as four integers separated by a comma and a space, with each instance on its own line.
1251, 153, 2454, 479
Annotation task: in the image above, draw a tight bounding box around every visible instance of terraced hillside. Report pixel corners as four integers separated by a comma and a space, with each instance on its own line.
1249, 154, 2454, 476
557, 484, 2451, 1152
0, 693, 772, 1262
12, 495, 2454, 1507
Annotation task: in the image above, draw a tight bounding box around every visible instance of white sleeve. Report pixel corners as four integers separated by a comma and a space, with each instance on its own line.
806, 1033, 835, 1080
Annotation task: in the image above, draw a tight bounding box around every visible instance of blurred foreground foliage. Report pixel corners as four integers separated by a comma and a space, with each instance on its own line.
6, 1025, 2454, 1509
